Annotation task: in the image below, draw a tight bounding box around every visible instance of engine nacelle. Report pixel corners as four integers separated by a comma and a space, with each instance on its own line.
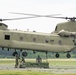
58, 29, 76, 37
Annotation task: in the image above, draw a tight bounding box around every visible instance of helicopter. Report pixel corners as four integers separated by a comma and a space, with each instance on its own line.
0, 13, 76, 60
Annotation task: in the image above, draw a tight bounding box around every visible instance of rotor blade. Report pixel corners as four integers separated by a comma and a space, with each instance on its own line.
45, 16, 67, 19
43, 14, 61, 17
10, 12, 61, 17
10, 12, 42, 17
46, 16, 76, 20
0, 16, 41, 21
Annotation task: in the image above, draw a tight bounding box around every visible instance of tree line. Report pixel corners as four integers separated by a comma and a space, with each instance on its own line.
0, 48, 76, 58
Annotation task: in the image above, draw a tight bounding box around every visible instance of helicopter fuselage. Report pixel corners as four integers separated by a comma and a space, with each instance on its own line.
0, 29, 75, 53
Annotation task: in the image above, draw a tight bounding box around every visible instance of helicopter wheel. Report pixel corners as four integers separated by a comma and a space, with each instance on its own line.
55, 53, 60, 58
66, 53, 71, 58
12, 51, 18, 56
22, 52, 28, 57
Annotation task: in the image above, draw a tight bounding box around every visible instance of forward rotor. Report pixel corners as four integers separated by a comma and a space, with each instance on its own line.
2, 12, 75, 22
0, 12, 61, 22
10, 12, 76, 21
0, 16, 40, 22
10, 12, 61, 17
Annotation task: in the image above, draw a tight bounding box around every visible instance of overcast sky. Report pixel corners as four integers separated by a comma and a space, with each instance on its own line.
0, 0, 76, 33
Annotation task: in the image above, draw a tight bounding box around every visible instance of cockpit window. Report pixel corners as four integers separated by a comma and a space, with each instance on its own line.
5, 35, 10, 40
55, 26, 57, 31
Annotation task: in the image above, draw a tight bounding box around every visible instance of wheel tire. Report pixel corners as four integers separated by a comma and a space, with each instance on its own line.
22, 52, 28, 57
55, 53, 60, 58
12, 52, 18, 56
66, 53, 71, 58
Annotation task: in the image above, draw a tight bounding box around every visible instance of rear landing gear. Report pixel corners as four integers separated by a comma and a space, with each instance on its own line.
22, 52, 28, 57
66, 53, 71, 58
55, 52, 71, 58
55, 53, 60, 58
12, 51, 18, 56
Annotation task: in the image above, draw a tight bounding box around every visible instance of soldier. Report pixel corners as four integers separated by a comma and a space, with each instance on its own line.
36, 55, 42, 63
15, 54, 19, 68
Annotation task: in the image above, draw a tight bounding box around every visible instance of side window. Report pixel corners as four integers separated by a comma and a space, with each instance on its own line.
45, 40, 49, 43
5, 35, 10, 40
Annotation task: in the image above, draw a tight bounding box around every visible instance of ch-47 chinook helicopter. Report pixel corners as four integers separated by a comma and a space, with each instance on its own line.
0, 12, 76, 60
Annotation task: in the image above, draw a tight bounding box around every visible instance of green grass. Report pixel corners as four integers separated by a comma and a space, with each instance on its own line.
0, 59, 76, 75
0, 70, 49, 75
0, 70, 75, 75
49, 61, 76, 66
43, 59, 76, 66
0, 59, 14, 64
0, 58, 76, 66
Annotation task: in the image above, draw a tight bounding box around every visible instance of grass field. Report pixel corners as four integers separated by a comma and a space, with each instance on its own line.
0, 58, 76, 66
0, 58, 76, 75
0, 70, 76, 75
48, 59, 76, 66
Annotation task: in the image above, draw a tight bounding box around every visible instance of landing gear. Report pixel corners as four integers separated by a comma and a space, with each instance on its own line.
22, 52, 28, 57
55, 53, 60, 58
66, 53, 71, 58
55, 52, 71, 58
46, 51, 48, 63
12, 51, 18, 56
